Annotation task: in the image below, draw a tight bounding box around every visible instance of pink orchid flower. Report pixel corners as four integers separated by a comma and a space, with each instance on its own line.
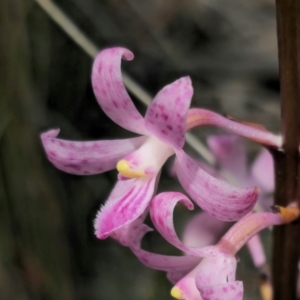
130, 192, 299, 300
41, 47, 268, 243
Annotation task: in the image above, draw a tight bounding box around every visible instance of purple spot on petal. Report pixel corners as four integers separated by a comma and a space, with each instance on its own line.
65, 164, 81, 170
162, 113, 168, 121
92, 84, 98, 92
175, 97, 181, 104
49, 151, 57, 157
98, 63, 102, 73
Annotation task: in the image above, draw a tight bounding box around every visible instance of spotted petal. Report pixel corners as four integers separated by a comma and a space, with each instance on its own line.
109, 210, 147, 246
194, 254, 243, 300
195, 254, 237, 287
92, 47, 147, 135
171, 252, 240, 300
150, 192, 219, 257
145, 77, 193, 149
175, 149, 259, 221
41, 129, 147, 175
197, 281, 243, 300
94, 175, 157, 239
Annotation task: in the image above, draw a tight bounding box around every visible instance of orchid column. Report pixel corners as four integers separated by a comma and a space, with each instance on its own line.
272, 0, 300, 299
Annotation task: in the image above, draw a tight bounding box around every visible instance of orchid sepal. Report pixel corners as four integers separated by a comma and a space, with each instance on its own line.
40, 129, 147, 175
175, 149, 259, 221
186, 108, 282, 148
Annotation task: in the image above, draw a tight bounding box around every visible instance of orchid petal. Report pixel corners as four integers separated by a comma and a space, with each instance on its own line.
150, 192, 219, 257
92, 48, 147, 135
186, 109, 282, 148
170, 157, 221, 180
41, 129, 147, 175
197, 281, 243, 300
175, 149, 259, 221
145, 77, 193, 149
182, 212, 228, 248
94, 175, 157, 239
251, 149, 274, 193
195, 254, 238, 287
172, 252, 238, 300
109, 210, 147, 246
129, 223, 200, 281
246, 234, 266, 268
207, 135, 247, 180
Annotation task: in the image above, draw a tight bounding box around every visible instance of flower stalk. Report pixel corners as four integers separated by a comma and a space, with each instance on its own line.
272, 0, 300, 298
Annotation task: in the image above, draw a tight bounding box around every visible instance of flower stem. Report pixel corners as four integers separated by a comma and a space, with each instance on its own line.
272, 0, 300, 299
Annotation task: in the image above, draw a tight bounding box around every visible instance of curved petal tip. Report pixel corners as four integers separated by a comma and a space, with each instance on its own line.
41, 128, 60, 139
175, 150, 259, 221
92, 47, 147, 135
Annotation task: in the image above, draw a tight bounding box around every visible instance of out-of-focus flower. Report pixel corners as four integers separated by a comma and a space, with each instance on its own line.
130, 192, 299, 300
207, 134, 274, 209
206, 134, 275, 268
41, 47, 270, 243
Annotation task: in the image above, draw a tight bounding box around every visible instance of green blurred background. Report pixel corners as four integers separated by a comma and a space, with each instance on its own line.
0, 0, 279, 299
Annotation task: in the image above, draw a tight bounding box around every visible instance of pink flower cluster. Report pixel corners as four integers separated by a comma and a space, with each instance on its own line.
41, 48, 298, 300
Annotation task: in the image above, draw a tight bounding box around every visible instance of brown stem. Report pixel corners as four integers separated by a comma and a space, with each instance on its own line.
272, 0, 300, 299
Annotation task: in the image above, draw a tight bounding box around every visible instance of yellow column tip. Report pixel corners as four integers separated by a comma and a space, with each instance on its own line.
116, 159, 145, 178
116, 160, 130, 173
170, 286, 183, 299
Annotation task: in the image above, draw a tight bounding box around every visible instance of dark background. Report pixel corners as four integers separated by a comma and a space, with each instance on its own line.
0, 0, 279, 299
